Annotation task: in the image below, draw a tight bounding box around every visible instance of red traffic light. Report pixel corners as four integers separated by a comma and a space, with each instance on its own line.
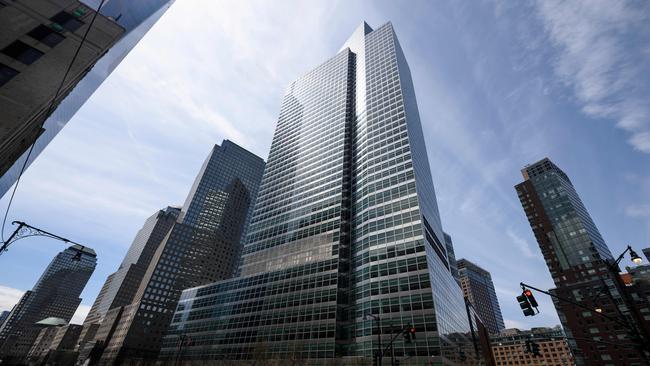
409, 327, 416, 334
524, 290, 532, 297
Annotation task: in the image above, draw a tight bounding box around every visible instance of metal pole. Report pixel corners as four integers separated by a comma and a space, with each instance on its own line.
377, 315, 382, 366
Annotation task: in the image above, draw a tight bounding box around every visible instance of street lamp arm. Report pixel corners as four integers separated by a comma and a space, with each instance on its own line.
0, 221, 85, 257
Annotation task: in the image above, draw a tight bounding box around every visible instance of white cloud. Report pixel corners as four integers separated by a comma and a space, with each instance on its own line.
506, 229, 537, 258
503, 318, 527, 330
70, 305, 91, 325
535, 0, 650, 153
0, 285, 24, 312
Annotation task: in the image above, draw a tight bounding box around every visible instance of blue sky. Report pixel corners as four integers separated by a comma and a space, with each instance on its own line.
1, 0, 649, 329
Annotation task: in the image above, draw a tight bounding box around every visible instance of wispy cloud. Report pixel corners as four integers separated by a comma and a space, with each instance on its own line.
507, 229, 538, 258
534, 0, 650, 153
625, 204, 650, 218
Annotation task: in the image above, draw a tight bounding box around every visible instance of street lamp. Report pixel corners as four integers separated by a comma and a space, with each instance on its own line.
629, 247, 643, 265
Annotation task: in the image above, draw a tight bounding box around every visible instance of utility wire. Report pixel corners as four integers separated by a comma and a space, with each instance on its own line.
1, 0, 107, 242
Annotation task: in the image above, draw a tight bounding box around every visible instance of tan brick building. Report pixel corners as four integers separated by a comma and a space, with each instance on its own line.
491, 327, 574, 366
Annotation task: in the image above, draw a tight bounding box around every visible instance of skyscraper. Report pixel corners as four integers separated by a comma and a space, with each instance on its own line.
0, 311, 9, 328
0, 0, 175, 198
95, 140, 265, 364
515, 158, 650, 365
444, 232, 460, 284
457, 258, 504, 335
75, 206, 180, 362
160, 22, 479, 365
0, 245, 96, 362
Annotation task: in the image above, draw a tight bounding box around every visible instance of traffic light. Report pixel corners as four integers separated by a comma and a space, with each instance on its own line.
517, 293, 535, 316
524, 289, 538, 308
524, 340, 542, 357
524, 340, 532, 353
403, 325, 416, 343
531, 341, 541, 357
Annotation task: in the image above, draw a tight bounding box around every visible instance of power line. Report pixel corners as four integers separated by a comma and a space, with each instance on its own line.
1, 0, 108, 243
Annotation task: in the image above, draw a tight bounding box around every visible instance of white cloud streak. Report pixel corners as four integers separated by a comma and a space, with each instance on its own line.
535, 0, 650, 153
507, 229, 538, 258
0, 285, 24, 311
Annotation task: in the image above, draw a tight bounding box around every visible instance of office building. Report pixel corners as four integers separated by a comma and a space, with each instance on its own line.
0, 311, 9, 328
160, 22, 479, 365
0, 245, 96, 362
27, 323, 82, 365
491, 327, 574, 366
444, 232, 460, 284
457, 258, 505, 335
0, 0, 175, 198
75, 206, 180, 363
515, 158, 650, 365
96, 140, 265, 364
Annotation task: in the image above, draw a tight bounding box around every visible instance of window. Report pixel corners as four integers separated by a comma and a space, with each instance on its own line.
0, 63, 19, 87
50, 11, 84, 32
28, 25, 65, 47
2, 41, 44, 65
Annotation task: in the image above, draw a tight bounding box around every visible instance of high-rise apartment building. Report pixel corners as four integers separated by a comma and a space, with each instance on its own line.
0, 0, 175, 198
160, 22, 481, 365
94, 140, 265, 364
75, 206, 180, 362
457, 258, 504, 335
0, 245, 96, 362
515, 158, 650, 365
491, 327, 574, 366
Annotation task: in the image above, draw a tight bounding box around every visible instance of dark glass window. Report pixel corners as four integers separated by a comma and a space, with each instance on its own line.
28, 25, 65, 47
1, 41, 44, 65
50, 11, 84, 32
0, 63, 19, 87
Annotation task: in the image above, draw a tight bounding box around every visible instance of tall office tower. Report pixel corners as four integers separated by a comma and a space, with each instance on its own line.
95, 140, 265, 364
0, 245, 96, 362
160, 22, 478, 365
444, 232, 460, 284
0, 0, 175, 198
75, 206, 180, 361
457, 259, 504, 335
515, 158, 650, 365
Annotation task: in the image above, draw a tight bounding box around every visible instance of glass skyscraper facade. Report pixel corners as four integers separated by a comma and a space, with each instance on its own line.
94, 140, 265, 364
515, 158, 649, 365
0, 0, 175, 198
457, 259, 504, 335
0, 245, 96, 362
75, 206, 180, 363
161, 22, 479, 365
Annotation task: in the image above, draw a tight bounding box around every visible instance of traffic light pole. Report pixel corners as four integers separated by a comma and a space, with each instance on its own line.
519, 282, 630, 329
520, 282, 650, 358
